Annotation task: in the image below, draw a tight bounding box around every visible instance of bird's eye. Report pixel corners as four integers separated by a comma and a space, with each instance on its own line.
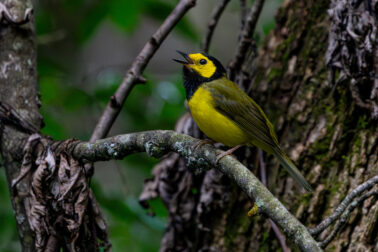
199, 59, 207, 65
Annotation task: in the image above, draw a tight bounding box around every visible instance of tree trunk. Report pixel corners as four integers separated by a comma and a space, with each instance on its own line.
1, 1, 110, 251
0, 0, 41, 250
141, 0, 378, 251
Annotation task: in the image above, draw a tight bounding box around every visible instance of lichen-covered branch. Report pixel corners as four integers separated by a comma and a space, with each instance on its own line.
90, 0, 197, 141
319, 189, 378, 248
309, 175, 378, 236
71, 130, 321, 251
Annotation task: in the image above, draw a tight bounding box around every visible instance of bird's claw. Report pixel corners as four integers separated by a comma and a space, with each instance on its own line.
192, 139, 215, 151
215, 145, 243, 164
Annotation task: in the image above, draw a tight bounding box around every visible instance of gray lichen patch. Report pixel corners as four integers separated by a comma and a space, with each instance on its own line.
145, 140, 167, 158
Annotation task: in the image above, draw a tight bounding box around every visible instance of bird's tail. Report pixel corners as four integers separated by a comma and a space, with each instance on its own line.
273, 149, 313, 192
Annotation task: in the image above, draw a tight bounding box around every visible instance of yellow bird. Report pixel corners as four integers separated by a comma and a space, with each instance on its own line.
174, 51, 312, 191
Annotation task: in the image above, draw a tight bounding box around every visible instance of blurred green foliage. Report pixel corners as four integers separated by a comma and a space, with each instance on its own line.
0, 0, 281, 251
36, 1, 190, 251
36, 0, 198, 43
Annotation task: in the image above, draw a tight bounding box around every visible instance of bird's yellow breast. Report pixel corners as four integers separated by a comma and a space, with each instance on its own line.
188, 86, 249, 147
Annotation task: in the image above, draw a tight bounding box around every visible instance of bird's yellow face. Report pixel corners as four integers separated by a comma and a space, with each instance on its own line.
173, 51, 218, 78
174, 51, 227, 99
185, 53, 216, 78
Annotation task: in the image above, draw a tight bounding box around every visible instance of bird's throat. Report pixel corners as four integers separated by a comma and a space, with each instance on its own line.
183, 66, 206, 100
183, 66, 223, 100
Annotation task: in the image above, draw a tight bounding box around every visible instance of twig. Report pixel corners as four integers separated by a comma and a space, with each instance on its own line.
90, 0, 196, 142
0, 102, 39, 134
70, 130, 321, 251
86, 0, 196, 199
238, 0, 247, 40
228, 0, 265, 79
201, 0, 231, 53
309, 175, 378, 236
319, 189, 378, 248
259, 150, 291, 252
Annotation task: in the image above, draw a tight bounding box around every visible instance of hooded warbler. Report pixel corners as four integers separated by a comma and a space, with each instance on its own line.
174, 51, 312, 191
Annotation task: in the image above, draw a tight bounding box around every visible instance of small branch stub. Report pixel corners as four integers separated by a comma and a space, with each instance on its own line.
0, 2, 33, 25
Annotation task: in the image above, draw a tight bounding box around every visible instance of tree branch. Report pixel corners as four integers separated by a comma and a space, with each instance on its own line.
309, 175, 378, 236
239, 0, 247, 33
319, 189, 378, 248
71, 130, 321, 252
90, 0, 196, 142
0, 0, 42, 250
200, 0, 231, 53
228, 0, 265, 79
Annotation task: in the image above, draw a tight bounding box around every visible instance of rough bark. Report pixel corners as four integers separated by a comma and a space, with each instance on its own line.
0, 1, 111, 251
0, 0, 42, 250
140, 0, 378, 251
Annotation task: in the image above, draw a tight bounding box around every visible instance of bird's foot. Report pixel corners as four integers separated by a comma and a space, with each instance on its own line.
215, 145, 243, 164
192, 139, 216, 151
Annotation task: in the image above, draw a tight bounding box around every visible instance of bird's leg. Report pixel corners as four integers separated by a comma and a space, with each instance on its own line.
215, 145, 243, 164
192, 138, 216, 151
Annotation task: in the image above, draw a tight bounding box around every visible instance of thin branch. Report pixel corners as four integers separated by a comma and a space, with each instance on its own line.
201, 0, 231, 53
228, 0, 265, 79
319, 189, 378, 248
90, 0, 196, 142
238, 0, 247, 40
71, 130, 321, 251
86, 0, 197, 199
259, 150, 291, 252
309, 175, 378, 236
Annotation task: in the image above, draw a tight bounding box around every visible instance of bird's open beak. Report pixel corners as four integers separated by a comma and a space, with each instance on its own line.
173, 50, 194, 65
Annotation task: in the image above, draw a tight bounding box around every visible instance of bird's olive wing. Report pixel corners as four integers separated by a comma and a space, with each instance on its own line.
206, 80, 279, 152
